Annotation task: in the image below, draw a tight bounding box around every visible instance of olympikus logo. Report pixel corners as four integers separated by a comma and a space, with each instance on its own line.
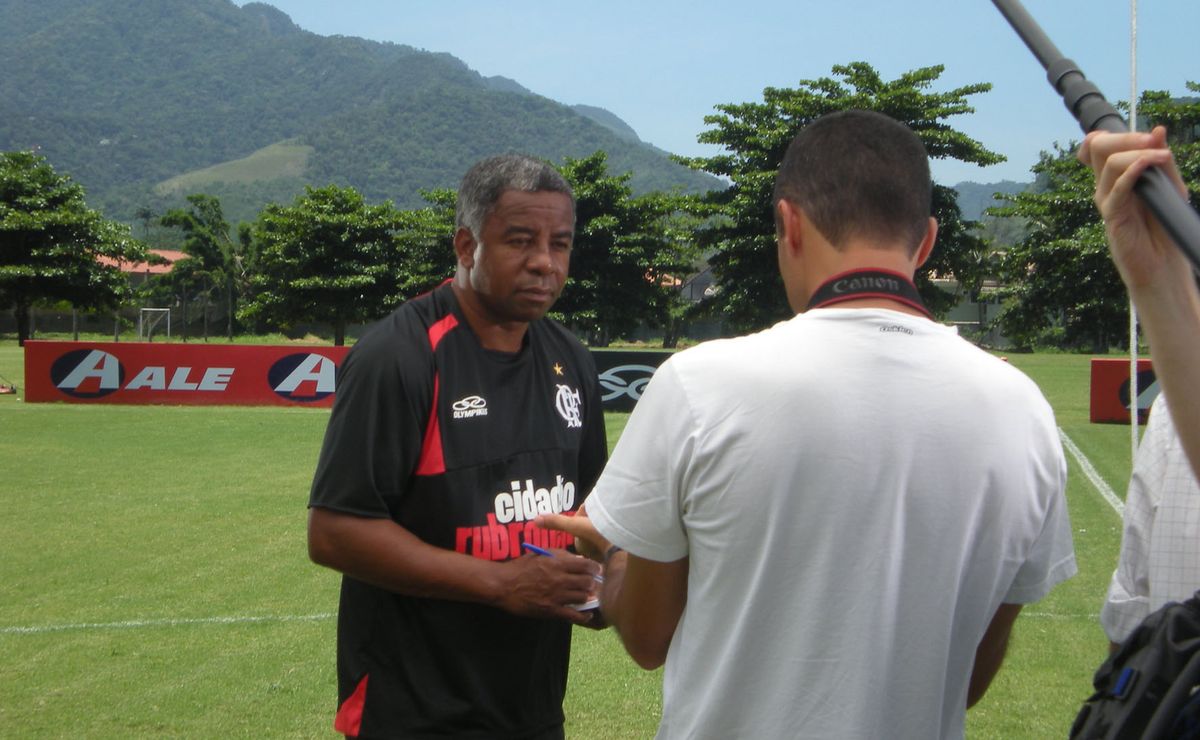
51, 349, 233, 398
452, 395, 488, 419
268, 354, 337, 402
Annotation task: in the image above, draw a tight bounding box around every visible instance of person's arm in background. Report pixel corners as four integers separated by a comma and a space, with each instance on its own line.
1078, 127, 1200, 478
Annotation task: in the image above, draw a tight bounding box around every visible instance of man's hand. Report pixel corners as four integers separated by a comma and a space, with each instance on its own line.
495, 549, 601, 625
308, 507, 600, 625
536, 508, 611, 562
1077, 126, 1191, 295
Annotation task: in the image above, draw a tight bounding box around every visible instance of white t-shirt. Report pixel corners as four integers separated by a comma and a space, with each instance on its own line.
587, 308, 1076, 740
1102, 395, 1200, 643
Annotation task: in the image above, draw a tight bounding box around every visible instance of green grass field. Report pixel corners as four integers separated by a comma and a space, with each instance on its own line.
0, 344, 1137, 737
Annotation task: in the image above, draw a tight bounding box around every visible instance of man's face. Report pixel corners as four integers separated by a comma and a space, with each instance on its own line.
457, 189, 574, 323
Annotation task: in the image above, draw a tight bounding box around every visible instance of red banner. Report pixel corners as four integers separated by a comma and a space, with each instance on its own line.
24, 342, 677, 409
24, 341, 349, 407
1090, 358, 1158, 424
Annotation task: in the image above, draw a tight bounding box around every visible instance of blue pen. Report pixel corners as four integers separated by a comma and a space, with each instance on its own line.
523, 542, 604, 587
523, 542, 603, 611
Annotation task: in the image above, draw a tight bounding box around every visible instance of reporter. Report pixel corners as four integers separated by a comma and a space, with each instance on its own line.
543, 110, 1076, 740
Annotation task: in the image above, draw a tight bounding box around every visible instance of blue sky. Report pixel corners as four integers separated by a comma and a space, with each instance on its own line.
239, 0, 1198, 185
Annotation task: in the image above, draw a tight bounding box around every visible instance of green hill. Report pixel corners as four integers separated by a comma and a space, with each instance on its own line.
0, 0, 719, 225
950, 180, 1030, 221
154, 140, 313, 196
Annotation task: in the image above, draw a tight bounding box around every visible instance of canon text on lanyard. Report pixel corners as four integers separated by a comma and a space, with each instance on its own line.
805, 269, 933, 320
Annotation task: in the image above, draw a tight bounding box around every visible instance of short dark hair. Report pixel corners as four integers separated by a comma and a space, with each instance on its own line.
773, 110, 932, 254
456, 154, 575, 237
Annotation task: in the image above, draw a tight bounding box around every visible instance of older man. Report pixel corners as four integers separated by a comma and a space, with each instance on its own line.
308, 154, 606, 738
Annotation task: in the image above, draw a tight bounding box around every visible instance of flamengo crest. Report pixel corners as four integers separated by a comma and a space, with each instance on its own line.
554, 384, 582, 428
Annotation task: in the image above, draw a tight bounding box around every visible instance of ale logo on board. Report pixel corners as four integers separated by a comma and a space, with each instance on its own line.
50, 349, 125, 399
269, 353, 338, 403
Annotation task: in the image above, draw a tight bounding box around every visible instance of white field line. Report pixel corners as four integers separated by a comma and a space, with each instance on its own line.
1059, 427, 1124, 518
0, 612, 334, 636
0, 608, 1099, 632
1023, 611, 1100, 620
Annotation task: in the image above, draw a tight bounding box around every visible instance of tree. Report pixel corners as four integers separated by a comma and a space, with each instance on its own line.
241, 185, 450, 345
679, 62, 1003, 332
0, 151, 146, 345
391, 188, 456, 301
993, 85, 1200, 350
648, 203, 708, 348
160, 194, 235, 341
554, 152, 699, 346
1138, 83, 1200, 189
992, 147, 1121, 350
230, 221, 259, 332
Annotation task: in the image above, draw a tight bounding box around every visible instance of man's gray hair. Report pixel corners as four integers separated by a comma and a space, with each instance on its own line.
455, 154, 575, 237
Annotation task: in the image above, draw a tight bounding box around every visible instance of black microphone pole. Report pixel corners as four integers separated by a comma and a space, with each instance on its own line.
992, 0, 1200, 275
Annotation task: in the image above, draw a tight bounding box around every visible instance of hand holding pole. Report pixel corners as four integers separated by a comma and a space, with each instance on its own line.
991, 0, 1200, 274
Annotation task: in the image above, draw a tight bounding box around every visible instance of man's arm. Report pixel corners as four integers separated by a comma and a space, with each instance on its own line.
968, 602, 1022, 708
1078, 127, 1200, 478
535, 511, 688, 667
308, 507, 600, 624
600, 550, 688, 669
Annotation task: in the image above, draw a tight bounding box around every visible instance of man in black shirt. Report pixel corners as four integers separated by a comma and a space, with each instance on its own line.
308, 154, 608, 739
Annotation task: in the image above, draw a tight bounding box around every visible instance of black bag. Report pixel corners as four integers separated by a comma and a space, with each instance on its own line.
1071, 592, 1200, 739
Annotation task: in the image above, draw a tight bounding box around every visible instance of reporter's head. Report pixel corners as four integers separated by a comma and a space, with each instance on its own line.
774, 109, 932, 256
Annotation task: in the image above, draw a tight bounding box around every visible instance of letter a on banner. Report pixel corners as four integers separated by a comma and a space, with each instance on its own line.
57, 350, 120, 391
275, 354, 336, 394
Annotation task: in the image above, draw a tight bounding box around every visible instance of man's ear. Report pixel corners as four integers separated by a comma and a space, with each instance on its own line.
453, 227, 477, 268
776, 199, 810, 314
776, 199, 803, 258
913, 217, 937, 270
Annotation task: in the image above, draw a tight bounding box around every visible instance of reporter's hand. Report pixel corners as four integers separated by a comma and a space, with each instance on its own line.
1077, 126, 1192, 295
495, 549, 600, 625
536, 510, 611, 562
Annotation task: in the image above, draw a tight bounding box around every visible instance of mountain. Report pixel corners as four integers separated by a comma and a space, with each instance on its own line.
571, 105, 643, 143
950, 180, 1030, 221
0, 0, 719, 226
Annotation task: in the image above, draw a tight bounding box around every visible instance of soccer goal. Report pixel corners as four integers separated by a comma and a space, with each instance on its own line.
138, 308, 171, 341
